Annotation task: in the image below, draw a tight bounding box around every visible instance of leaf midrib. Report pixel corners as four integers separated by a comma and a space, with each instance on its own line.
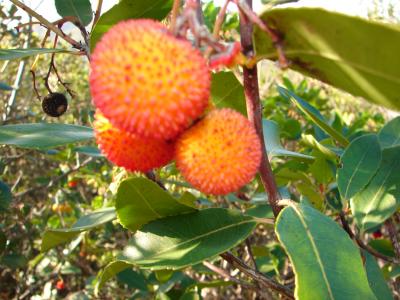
343, 139, 376, 199
291, 205, 335, 300
361, 161, 398, 220
132, 219, 255, 261
128, 182, 163, 218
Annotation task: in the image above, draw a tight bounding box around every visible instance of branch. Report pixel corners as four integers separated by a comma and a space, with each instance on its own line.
203, 261, 255, 289
91, 0, 103, 32
221, 252, 294, 299
385, 217, 400, 261
239, 0, 282, 217
9, 0, 82, 50
14, 158, 92, 199
339, 212, 400, 264
170, 0, 181, 32
235, 0, 288, 68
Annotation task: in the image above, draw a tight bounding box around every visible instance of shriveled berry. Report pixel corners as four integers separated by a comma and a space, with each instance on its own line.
42, 93, 68, 117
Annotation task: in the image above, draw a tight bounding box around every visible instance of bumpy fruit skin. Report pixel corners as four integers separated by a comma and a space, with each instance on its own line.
93, 112, 174, 172
90, 19, 210, 140
175, 108, 262, 195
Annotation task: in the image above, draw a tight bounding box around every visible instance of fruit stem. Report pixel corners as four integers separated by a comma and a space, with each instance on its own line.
239, 0, 282, 217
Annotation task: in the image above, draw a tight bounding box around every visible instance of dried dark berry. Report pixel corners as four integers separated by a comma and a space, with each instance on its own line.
42, 93, 68, 117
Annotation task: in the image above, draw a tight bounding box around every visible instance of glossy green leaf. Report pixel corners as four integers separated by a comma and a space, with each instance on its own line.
54, 0, 93, 26
211, 71, 247, 115
337, 134, 382, 201
117, 268, 148, 291
73, 146, 103, 157
95, 260, 134, 293
122, 208, 256, 269
263, 119, 314, 161
116, 177, 196, 232
255, 8, 400, 111
378, 116, 400, 149
364, 252, 393, 300
0, 48, 66, 61
41, 207, 116, 252
0, 181, 12, 212
90, 0, 173, 51
276, 203, 376, 300
368, 239, 395, 258
0, 82, 13, 90
278, 87, 349, 146
0, 123, 94, 149
350, 146, 400, 231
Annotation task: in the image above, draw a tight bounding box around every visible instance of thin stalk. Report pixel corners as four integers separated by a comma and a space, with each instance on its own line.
239, 0, 281, 217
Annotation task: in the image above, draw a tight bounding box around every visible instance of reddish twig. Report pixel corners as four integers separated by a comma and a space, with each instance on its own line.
9, 0, 82, 50
221, 252, 294, 299
385, 218, 400, 261
92, 0, 103, 32
339, 212, 400, 264
239, 0, 282, 217
203, 261, 255, 289
245, 238, 258, 271
235, 0, 288, 68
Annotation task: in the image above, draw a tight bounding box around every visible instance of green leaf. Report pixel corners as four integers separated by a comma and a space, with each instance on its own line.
275, 203, 376, 300
122, 208, 256, 269
337, 134, 382, 201
95, 260, 134, 293
116, 177, 196, 232
73, 146, 104, 157
55, 0, 93, 26
0, 123, 94, 149
0, 48, 66, 61
41, 207, 116, 252
117, 268, 148, 291
263, 119, 314, 161
364, 252, 393, 300
254, 8, 400, 111
296, 183, 324, 210
0, 254, 28, 269
0, 82, 13, 90
368, 239, 395, 258
180, 290, 200, 300
90, 0, 173, 51
0, 181, 12, 212
211, 71, 247, 115
278, 87, 349, 146
378, 116, 400, 149
350, 146, 400, 231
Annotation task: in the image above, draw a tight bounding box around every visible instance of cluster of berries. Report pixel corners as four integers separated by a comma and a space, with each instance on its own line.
90, 19, 262, 195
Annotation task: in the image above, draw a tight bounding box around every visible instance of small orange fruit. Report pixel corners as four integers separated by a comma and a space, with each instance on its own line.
175, 108, 262, 195
93, 112, 174, 172
90, 19, 210, 140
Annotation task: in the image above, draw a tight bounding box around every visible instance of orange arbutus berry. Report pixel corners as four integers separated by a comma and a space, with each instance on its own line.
90, 19, 210, 140
175, 108, 262, 195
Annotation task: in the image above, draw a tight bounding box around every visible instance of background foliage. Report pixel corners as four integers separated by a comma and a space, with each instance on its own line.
1, 0, 399, 299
